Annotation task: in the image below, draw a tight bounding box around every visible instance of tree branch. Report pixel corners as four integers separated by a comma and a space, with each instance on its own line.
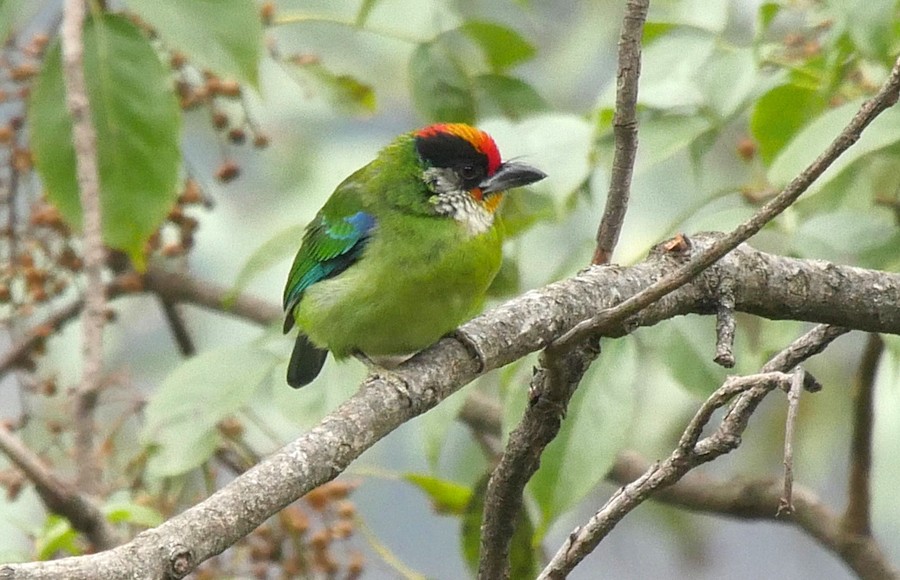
607, 451, 898, 580
843, 333, 882, 536
476, 56, 900, 573
3, 237, 900, 578
60, 0, 106, 494
0, 423, 117, 550
592, 0, 648, 266
538, 324, 849, 579
557, 53, 900, 350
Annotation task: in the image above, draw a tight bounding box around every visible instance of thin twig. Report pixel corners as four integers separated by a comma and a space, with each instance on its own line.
554, 54, 900, 352
608, 451, 898, 580
539, 324, 847, 579
61, 0, 106, 494
778, 368, 805, 516
0, 423, 117, 549
843, 333, 882, 536
592, 0, 649, 265
713, 277, 736, 367
156, 296, 196, 357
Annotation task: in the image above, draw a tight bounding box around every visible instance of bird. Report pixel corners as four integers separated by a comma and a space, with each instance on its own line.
282, 123, 546, 387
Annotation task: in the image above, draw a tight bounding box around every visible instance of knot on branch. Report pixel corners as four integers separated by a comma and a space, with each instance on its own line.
167, 545, 195, 578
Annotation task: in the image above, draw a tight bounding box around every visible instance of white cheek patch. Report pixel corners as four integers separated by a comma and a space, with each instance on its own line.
422, 167, 495, 236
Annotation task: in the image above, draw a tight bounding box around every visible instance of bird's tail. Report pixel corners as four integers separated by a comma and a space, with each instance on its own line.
287, 333, 328, 388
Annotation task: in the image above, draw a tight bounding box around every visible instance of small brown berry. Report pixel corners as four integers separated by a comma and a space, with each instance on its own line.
180, 179, 203, 204
305, 486, 330, 511
336, 500, 355, 519
218, 417, 244, 438
162, 243, 184, 257
252, 134, 270, 149
218, 80, 241, 97
736, 137, 756, 161
211, 111, 229, 129
0, 125, 14, 144
330, 520, 353, 539
279, 505, 310, 535
309, 529, 331, 550
215, 160, 240, 183
170, 51, 187, 69
260, 2, 275, 25
227, 128, 246, 144
10, 63, 38, 82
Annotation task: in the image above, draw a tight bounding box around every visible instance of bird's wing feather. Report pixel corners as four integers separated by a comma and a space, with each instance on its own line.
282, 209, 376, 332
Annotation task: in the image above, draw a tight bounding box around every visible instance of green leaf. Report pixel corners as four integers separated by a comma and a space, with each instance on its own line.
694, 46, 763, 119
226, 223, 306, 307
460, 21, 535, 71
142, 345, 278, 478
833, 0, 895, 60
634, 114, 711, 173
758, 2, 781, 33
486, 255, 521, 298
35, 515, 79, 560
481, 114, 594, 205
633, 32, 715, 110
652, 316, 725, 396
420, 383, 471, 469
409, 41, 475, 123
355, 0, 381, 26
642, 22, 676, 45
473, 74, 547, 119
403, 473, 472, 515
289, 61, 376, 116
103, 500, 164, 527
461, 475, 538, 578
751, 84, 827, 164
0, 0, 24, 45
792, 209, 897, 263
124, 0, 261, 86
30, 14, 181, 268
769, 101, 900, 193
498, 189, 556, 238
527, 336, 638, 536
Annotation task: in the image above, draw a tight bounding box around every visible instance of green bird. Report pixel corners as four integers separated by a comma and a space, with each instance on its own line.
282, 123, 546, 387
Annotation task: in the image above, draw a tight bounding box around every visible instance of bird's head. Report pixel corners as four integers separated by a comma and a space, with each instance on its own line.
413, 123, 546, 234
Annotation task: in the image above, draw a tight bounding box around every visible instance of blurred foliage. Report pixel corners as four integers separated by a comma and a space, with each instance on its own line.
0, 0, 898, 576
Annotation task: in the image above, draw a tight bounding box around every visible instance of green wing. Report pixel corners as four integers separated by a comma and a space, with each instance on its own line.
282, 208, 376, 333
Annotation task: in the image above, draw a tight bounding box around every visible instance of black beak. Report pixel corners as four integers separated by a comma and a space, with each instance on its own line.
479, 161, 546, 194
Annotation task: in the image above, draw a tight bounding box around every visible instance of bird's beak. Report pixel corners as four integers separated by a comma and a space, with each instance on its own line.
479, 161, 547, 194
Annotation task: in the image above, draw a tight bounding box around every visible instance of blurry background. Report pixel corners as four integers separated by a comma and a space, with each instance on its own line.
1, 0, 899, 578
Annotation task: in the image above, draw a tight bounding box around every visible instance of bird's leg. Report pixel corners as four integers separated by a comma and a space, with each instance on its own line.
352, 350, 381, 373
353, 350, 414, 404
448, 328, 486, 373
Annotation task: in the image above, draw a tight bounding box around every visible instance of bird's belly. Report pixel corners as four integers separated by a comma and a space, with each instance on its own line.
296, 239, 499, 358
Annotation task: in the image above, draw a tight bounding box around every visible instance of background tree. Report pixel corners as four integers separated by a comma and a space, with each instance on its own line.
0, 0, 898, 578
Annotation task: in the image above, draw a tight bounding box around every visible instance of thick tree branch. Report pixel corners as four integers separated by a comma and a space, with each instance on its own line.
476, 56, 900, 574
142, 266, 280, 326
558, 53, 900, 350
3, 237, 900, 578
61, 0, 106, 494
592, 0, 648, 266
0, 423, 117, 550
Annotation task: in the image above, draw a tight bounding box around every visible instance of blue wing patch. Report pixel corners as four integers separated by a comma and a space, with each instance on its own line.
282, 211, 376, 332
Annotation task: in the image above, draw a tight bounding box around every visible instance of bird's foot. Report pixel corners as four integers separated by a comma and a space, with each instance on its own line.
353, 351, 414, 405
448, 328, 486, 373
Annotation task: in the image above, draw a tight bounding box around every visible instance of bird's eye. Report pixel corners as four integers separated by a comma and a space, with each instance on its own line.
459, 164, 480, 181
